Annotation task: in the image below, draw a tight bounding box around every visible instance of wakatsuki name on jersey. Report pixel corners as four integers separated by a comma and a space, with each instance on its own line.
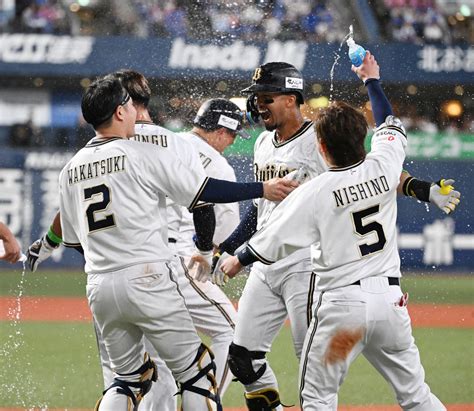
67, 155, 126, 185
333, 175, 389, 207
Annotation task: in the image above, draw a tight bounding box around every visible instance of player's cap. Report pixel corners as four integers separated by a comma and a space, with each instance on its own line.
241, 62, 305, 104
193, 98, 251, 139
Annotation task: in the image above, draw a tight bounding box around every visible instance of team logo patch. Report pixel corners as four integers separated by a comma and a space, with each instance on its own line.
285, 77, 303, 89
388, 135, 395, 141
252, 68, 262, 81
218, 114, 239, 130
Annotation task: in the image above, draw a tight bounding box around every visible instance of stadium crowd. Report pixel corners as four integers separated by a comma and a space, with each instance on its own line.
1, 0, 471, 44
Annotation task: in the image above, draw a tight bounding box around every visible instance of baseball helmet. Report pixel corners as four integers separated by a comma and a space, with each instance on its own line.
194, 98, 250, 139
241, 62, 305, 104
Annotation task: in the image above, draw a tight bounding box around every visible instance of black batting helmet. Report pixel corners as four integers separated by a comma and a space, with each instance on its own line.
194, 98, 250, 139
241, 62, 305, 104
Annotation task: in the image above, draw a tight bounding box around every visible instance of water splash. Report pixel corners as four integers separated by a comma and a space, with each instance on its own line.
329, 25, 354, 103
0, 258, 42, 407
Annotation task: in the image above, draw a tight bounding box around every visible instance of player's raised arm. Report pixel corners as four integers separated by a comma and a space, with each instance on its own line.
354, 52, 461, 214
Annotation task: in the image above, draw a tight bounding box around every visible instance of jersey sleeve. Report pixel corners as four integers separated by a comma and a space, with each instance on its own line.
369, 116, 408, 185
138, 144, 209, 210
247, 180, 319, 265
58, 167, 80, 248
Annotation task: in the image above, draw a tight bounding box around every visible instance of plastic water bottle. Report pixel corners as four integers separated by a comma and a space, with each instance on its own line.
347, 38, 366, 67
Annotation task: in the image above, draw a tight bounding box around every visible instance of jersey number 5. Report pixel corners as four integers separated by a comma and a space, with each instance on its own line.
351, 205, 387, 256
84, 184, 116, 233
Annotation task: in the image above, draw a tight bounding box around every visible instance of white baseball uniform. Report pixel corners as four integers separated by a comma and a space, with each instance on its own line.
59, 135, 219, 411
166, 130, 240, 397
94, 123, 239, 409
247, 120, 445, 410
233, 120, 327, 398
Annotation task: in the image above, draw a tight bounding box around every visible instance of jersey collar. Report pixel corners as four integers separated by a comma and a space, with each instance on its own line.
86, 136, 123, 147
328, 159, 365, 172
272, 120, 313, 148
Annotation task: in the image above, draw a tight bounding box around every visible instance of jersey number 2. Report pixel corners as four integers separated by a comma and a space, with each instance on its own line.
351, 205, 386, 256
84, 184, 115, 233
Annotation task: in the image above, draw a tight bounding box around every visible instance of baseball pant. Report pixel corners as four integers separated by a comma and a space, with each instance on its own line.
233, 269, 318, 402
94, 256, 236, 409
87, 261, 219, 411
299, 276, 446, 411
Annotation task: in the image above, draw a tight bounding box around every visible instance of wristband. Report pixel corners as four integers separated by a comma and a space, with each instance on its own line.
47, 226, 63, 246
402, 177, 431, 202
237, 247, 258, 267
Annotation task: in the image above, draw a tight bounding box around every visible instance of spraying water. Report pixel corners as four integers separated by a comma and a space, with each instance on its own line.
0, 243, 40, 406
329, 25, 354, 102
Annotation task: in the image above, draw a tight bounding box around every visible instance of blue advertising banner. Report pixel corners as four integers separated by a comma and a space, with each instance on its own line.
0, 34, 472, 84
0, 149, 472, 272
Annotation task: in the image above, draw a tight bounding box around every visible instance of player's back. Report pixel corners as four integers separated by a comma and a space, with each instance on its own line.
168, 131, 239, 256
297, 122, 407, 289
59, 136, 206, 274
247, 118, 408, 290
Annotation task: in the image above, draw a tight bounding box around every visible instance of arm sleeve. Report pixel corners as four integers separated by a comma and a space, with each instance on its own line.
199, 178, 263, 204
245, 182, 319, 265
192, 205, 216, 251
365, 79, 393, 127
219, 203, 258, 255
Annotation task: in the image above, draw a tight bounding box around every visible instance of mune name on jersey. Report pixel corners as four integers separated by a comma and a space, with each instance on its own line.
254, 163, 296, 182
132, 133, 168, 147
67, 155, 126, 185
333, 175, 390, 207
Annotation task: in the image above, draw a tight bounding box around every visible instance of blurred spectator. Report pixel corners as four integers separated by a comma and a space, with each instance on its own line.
9, 121, 33, 147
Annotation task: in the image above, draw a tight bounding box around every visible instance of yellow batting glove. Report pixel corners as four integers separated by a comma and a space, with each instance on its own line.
429, 179, 461, 214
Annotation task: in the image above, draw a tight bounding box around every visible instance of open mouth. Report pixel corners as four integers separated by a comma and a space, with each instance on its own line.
260, 110, 271, 121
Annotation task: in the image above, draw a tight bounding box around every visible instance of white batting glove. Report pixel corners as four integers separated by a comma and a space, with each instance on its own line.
26, 235, 58, 272
187, 248, 213, 282
429, 179, 461, 214
211, 251, 231, 286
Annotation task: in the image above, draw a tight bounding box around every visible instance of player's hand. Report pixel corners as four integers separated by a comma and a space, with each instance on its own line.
26, 235, 58, 272
429, 179, 461, 214
210, 250, 231, 286
263, 178, 299, 201
0, 235, 22, 264
219, 255, 243, 279
352, 50, 380, 83
188, 248, 213, 282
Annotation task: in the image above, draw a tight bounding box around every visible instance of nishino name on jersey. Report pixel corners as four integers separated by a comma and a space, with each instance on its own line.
333, 175, 389, 207
67, 155, 126, 185
254, 163, 295, 182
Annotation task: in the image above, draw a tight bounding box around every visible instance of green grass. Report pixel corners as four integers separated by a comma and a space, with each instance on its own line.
1, 269, 473, 304
0, 271, 472, 407
0, 323, 472, 408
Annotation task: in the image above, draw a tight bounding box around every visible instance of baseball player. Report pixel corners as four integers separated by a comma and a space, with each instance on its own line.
56, 76, 298, 411
27, 71, 298, 410
166, 97, 252, 397
212, 58, 460, 410
220, 55, 446, 410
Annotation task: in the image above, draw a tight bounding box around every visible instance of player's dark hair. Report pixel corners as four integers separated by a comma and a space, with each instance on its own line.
81, 77, 129, 129
315, 101, 368, 167
113, 69, 151, 107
